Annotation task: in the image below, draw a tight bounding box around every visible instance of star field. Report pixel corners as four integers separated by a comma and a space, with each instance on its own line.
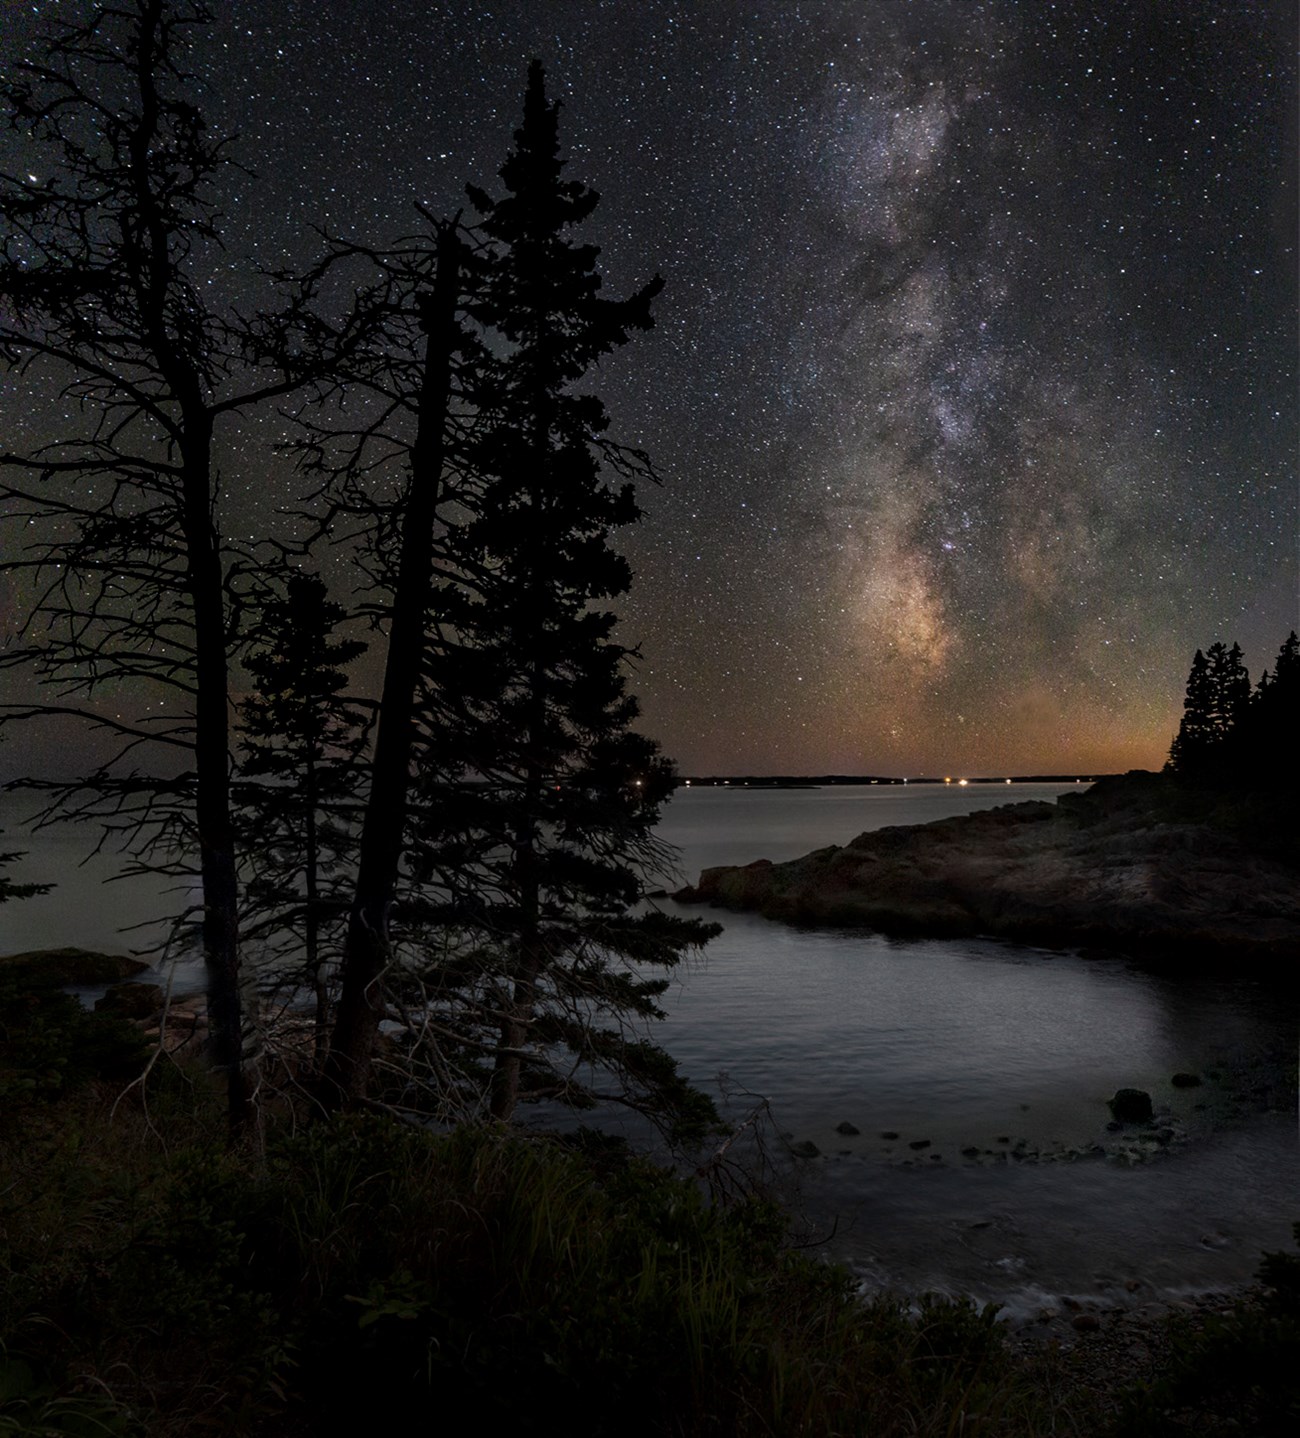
2, 1, 1295, 777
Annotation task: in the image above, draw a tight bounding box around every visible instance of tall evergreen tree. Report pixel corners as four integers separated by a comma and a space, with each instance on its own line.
238, 572, 368, 1071
1242, 631, 1299, 784
1167, 637, 1292, 786
1205, 641, 1251, 746
409, 62, 718, 1138
1168, 647, 1215, 777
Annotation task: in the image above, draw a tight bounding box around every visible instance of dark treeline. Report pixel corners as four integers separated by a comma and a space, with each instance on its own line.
0, 1, 717, 1136
1166, 633, 1299, 785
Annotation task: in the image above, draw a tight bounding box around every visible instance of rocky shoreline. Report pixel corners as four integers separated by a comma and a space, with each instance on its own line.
676, 772, 1300, 970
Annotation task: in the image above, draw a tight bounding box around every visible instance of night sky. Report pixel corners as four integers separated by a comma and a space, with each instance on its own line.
2, 1, 1296, 778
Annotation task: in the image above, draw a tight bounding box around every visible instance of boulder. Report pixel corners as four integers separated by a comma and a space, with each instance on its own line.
789, 1139, 820, 1159
1171, 1072, 1202, 1088
1108, 1088, 1154, 1123
834, 1120, 861, 1136
95, 981, 165, 1019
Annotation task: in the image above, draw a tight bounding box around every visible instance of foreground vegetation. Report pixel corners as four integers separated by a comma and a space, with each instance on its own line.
4, 978, 1299, 1437
1, 1081, 1053, 1436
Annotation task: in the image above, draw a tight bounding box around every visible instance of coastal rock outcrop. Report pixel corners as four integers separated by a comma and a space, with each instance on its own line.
675, 773, 1300, 967
0, 948, 150, 985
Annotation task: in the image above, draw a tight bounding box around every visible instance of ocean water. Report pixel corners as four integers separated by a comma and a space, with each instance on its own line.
2, 781, 1296, 1311
650, 785, 1299, 1311
0, 790, 199, 964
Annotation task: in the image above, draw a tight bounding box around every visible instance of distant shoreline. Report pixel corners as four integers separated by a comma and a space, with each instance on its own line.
677, 774, 1112, 788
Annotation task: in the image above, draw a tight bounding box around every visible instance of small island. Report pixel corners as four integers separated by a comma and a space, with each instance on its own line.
677, 768, 1300, 968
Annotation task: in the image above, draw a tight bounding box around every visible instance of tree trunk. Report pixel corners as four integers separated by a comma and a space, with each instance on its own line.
489, 751, 544, 1122
180, 413, 253, 1130
304, 753, 328, 1073
128, 3, 252, 1131
489, 946, 540, 1122
323, 228, 461, 1108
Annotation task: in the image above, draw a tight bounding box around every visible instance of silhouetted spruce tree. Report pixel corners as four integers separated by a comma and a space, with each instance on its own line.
238, 573, 368, 1072
1242, 631, 1299, 784
1206, 641, 1251, 749
1168, 648, 1216, 777
407, 62, 719, 1139
1167, 637, 1298, 786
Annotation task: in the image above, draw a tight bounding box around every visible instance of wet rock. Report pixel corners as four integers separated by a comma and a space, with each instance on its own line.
996, 1135, 1011, 1144
835, 1120, 861, 1136
961, 1145, 981, 1157
1071, 1313, 1102, 1333
1108, 1088, 1153, 1123
95, 981, 165, 1019
880, 1131, 899, 1141
1171, 1072, 1202, 1088
1154, 1127, 1176, 1146
908, 1138, 931, 1150
790, 1139, 820, 1159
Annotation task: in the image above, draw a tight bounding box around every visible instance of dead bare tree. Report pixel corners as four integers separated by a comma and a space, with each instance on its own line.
0, 0, 359, 1130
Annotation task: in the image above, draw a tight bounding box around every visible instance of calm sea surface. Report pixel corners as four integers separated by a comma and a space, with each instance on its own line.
650, 784, 1299, 1312
2, 782, 1296, 1312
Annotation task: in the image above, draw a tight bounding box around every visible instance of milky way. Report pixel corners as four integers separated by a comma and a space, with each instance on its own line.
1, 1, 1295, 777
